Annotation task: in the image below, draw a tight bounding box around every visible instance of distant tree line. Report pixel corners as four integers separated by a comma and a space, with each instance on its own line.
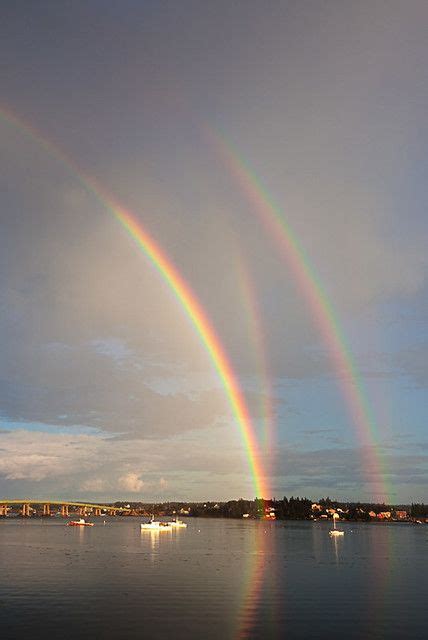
410, 503, 428, 518
112, 497, 426, 520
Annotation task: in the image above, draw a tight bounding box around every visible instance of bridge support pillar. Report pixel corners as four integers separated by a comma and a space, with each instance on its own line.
94, 508, 101, 517
21, 503, 30, 517
0, 505, 7, 516
61, 504, 69, 517
43, 504, 51, 516
79, 507, 87, 516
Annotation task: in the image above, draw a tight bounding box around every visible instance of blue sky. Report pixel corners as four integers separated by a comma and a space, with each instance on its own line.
1, 1, 428, 502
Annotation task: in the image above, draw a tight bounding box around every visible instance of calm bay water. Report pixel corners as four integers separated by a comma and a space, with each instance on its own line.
0, 517, 426, 639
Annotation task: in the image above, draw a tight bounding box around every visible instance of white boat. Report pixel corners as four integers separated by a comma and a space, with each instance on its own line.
329, 514, 344, 537
140, 517, 173, 531
170, 518, 187, 528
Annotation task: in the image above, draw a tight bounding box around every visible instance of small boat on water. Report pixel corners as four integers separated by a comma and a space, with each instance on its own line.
67, 518, 94, 527
170, 518, 187, 528
329, 514, 344, 537
140, 517, 173, 531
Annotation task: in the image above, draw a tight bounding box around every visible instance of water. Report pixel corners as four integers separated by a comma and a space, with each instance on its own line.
0, 518, 426, 639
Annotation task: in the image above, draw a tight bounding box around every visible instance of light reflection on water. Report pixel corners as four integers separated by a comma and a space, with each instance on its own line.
0, 518, 427, 639
235, 524, 270, 639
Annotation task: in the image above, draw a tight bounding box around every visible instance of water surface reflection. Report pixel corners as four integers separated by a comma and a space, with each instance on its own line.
0, 518, 426, 639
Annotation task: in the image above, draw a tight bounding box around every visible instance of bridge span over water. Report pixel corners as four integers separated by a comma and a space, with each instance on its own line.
0, 499, 132, 517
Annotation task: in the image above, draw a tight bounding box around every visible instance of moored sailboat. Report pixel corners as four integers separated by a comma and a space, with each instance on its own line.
329, 513, 344, 537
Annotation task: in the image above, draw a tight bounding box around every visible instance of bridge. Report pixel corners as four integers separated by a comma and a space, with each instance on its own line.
0, 499, 132, 517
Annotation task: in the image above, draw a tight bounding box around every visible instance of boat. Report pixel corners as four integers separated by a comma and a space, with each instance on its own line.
170, 518, 187, 528
329, 514, 344, 537
67, 518, 94, 527
140, 517, 173, 531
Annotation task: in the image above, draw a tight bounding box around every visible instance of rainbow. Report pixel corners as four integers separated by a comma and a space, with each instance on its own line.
235, 524, 279, 639
0, 106, 269, 499
206, 128, 389, 500
235, 254, 276, 466
235, 531, 267, 639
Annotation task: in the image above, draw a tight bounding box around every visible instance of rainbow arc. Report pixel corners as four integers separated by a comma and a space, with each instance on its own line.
0, 106, 269, 499
207, 128, 389, 500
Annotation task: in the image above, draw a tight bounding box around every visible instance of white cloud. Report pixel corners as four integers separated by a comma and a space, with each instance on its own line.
118, 472, 145, 493
0, 425, 251, 500
0, 453, 59, 481
0, 431, 102, 481
80, 477, 108, 492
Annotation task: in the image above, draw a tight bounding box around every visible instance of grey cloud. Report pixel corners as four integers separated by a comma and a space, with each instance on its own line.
393, 342, 428, 388
1, 429, 427, 503
1, 1, 428, 500
271, 443, 428, 502
0, 372, 229, 439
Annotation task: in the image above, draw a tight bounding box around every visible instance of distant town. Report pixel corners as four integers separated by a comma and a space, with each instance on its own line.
2, 497, 427, 522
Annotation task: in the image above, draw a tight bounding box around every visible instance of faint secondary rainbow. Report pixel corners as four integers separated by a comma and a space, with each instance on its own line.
0, 106, 269, 499
235, 253, 276, 468
206, 128, 389, 500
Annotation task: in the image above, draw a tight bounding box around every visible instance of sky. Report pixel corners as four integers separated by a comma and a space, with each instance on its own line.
1, 0, 428, 503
